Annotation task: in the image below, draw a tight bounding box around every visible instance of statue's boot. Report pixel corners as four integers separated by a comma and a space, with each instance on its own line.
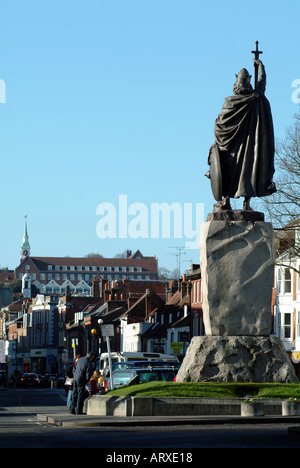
243, 197, 252, 211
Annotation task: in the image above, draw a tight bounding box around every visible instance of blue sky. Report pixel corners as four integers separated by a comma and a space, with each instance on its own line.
0, 0, 299, 275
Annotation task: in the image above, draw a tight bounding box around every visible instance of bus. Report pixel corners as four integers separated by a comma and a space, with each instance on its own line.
96, 351, 179, 375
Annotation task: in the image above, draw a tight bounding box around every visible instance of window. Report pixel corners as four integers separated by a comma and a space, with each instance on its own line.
63, 266, 67, 270
70, 274, 75, 281
277, 269, 283, 294
85, 274, 89, 281
85, 266, 90, 271
48, 274, 52, 280
278, 268, 292, 294
283, 313, 291, 338
284, 268, 292, 294
297, 311, 300, 339
55, 274, 60, 280
55, 265, 60, 271
77, 274, 82, 280
48, 265, 52, 270
40, 273, 45, 280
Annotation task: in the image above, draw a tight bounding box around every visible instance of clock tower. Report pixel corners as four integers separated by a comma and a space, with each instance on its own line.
20, 217, 31, 263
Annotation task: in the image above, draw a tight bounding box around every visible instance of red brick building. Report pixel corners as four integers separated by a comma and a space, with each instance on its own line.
15, 249, 159, 296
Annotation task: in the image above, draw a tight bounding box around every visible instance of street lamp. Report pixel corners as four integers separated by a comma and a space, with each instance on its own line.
98, 319, 114, 390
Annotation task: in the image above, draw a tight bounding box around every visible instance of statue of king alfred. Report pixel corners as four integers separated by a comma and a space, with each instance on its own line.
207, 43, 276, 211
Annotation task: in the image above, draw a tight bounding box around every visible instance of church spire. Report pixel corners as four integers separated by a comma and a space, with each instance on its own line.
20, 216, 31, 262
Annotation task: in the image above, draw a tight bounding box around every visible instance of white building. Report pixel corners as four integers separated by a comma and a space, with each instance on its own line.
274, 230, 300, 374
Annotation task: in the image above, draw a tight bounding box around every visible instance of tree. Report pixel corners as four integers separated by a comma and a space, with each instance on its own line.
258, 110, 300, 268
9, 279, 22, 294
158, 266, 180, 280
85, 253, 104, 258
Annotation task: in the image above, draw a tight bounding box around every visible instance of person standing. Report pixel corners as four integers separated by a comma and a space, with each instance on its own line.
65, 354, 80, 408
86, 370, 101, 396
70, 352, 95, 415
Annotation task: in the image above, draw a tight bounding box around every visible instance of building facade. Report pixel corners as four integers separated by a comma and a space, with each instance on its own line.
15, 250, 159, 296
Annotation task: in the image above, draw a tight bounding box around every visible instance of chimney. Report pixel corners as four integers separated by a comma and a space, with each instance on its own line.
65, 285, 70, 299
92, 277, 100, 297
181, 275, 188, 298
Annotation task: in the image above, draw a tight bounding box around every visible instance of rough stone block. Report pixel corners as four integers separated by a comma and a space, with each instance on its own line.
176, 336, 298, 383
200, 217, 275, 336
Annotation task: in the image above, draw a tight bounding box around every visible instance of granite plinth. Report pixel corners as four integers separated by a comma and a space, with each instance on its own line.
200, 213, 275, 336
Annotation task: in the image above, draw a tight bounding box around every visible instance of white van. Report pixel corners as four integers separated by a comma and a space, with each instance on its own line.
97, 351, 179, 375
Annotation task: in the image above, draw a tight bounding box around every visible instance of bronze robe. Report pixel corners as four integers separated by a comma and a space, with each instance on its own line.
213, 79, 275, 199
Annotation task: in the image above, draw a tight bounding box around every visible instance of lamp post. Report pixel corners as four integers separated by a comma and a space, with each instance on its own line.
91, 328, 97, 355
98, 319, 114, 390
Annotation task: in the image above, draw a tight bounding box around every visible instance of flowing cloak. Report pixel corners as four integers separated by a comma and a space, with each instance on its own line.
212, 80, 275, 199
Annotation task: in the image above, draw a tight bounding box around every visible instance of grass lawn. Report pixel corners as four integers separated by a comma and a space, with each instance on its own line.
108, 381, 300, 400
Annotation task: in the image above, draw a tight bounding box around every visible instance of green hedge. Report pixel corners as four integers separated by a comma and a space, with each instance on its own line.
108, 382, 300, 399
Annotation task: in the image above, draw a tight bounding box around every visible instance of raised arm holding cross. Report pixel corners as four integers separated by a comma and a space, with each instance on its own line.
251, 41, 263, 87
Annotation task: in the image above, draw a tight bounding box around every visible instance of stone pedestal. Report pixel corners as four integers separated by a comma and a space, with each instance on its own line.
200, 211, 275, 336
179, 210, 299, 384
282, 400, 300, 416
241, 401, 264, 417
176, 336, 298, 383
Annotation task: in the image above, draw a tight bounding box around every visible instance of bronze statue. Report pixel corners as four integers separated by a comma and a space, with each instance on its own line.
206, 42, 276, 211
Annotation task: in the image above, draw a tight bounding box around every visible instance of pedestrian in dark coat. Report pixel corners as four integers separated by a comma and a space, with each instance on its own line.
70, 352, 95, 415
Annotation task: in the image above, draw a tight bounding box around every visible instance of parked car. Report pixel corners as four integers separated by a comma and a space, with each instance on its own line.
17, 373, 40, 388
57, 375, 65, 388
44, 374, 58, 387
104, 367, 177, 392
37, 374, 46, 387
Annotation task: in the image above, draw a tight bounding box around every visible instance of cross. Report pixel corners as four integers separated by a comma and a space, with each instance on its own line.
251, 41, 263, 88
